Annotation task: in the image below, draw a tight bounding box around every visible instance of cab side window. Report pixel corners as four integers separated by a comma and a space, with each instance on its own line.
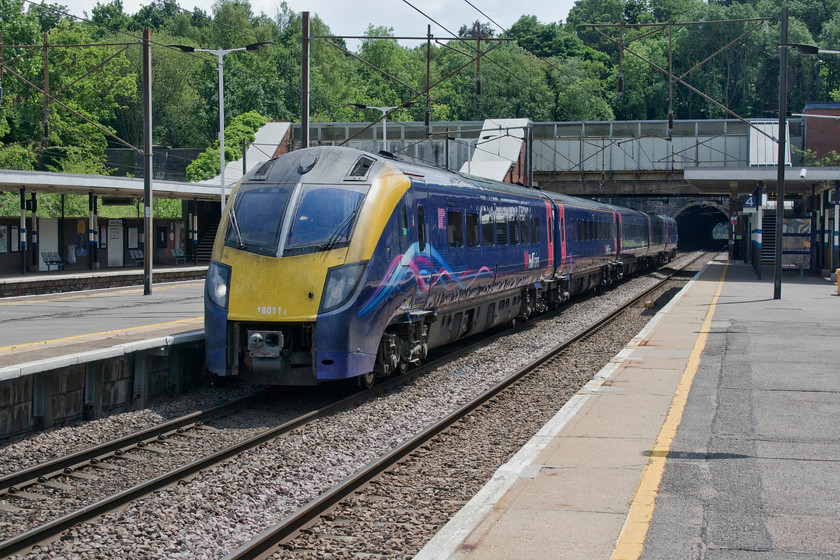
417, 205, 426, 252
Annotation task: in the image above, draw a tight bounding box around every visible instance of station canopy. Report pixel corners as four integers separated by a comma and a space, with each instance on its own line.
0, 169, 224, 202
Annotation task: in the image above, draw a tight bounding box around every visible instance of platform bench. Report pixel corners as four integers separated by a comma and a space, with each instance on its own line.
171, 248, 186, 264
42, 252, 65, 271
128, 249, 144, 267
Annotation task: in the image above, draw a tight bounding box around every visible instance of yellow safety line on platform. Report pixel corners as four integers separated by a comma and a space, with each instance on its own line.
610, 262, 728, 560
0, 282, 204, 306
0, 316, 202, 352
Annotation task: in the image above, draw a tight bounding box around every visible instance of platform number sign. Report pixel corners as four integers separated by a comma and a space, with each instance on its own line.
742, 194, 758, 213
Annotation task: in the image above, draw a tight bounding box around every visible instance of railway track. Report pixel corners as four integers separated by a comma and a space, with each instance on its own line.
0, 394, 264, 497
0, 251, 711, 559
0, 326, 541, 557
223, 251, 714, 560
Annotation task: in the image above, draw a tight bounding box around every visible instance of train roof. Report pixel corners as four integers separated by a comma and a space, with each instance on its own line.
246, 146, 651, 216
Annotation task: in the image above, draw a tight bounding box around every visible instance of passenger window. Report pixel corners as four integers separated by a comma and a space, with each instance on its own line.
417, 205, 426, 252
509, 218, 519, 245
496, 216, 508, 245
520, 217, 530, 244
532, 217, 540, 244
482, 213, 495, 246
447, 210, 463, 248
466, 213, 479, 247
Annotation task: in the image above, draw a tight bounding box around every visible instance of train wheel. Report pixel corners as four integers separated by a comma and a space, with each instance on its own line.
358, 371, 376, 390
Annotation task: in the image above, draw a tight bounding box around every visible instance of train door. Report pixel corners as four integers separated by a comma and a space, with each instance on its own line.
615, 212, 624, 259
397, 196, 410, 256
554, 202, 567, 273
408, 179, 430, 307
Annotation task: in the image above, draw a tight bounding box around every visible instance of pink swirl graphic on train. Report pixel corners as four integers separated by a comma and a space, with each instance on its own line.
359, 243, 493, 316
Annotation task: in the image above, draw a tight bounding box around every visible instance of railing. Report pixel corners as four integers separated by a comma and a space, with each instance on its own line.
289, 118, 805, 174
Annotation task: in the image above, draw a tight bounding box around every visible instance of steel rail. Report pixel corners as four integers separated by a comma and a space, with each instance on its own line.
0, 385, 381, 558
0, 392, 264, 497
0, 324, 507, 557
223, 252, 713, 560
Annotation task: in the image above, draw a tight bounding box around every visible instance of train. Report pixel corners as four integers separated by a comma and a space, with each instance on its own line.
204, 146, 677, 388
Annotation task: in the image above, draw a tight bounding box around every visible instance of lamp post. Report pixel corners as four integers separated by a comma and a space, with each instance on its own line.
774, 7, 789, 300
171, 42, 270, 213
349, 104, 399, 153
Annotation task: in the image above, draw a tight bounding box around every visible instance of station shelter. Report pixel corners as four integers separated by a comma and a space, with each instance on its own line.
0, 170, 222, 276
0, 123, 292, 277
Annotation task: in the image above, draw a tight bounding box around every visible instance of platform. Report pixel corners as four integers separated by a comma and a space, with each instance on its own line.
0, 272, 207, 435
415, 257, 840, 559
0, 264, 207, 297
0, 275, 204, 372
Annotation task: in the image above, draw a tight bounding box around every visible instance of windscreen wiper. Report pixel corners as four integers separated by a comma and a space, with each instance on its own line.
228, 204, 246, 249
320, 207, 358, 251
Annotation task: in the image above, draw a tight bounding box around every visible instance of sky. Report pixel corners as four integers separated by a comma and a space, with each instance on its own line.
65, 0, 578, 48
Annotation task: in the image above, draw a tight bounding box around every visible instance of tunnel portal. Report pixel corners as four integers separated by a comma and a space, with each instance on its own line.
675, 204, 729, 251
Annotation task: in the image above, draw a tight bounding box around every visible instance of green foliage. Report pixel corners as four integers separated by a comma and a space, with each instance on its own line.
28, 1, 71, 32
185, 111, 267, 181
2, 0, 840, 194
798, 147, 840, 167
0, 143, 37, 170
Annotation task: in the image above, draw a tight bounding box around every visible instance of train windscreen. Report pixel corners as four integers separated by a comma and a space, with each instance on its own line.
225, 184, 293, 256
284, 184, 369, 256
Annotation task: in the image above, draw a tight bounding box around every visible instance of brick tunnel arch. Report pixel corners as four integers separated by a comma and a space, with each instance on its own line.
669, 200, 729, 251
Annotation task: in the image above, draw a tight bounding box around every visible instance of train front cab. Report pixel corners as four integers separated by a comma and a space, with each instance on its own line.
204, 148, 418, 386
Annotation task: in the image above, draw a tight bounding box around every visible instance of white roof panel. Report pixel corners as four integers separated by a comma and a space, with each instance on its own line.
458, 118, 530, 181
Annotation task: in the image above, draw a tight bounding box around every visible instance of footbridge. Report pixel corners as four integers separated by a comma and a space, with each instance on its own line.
296, 116, 839, 271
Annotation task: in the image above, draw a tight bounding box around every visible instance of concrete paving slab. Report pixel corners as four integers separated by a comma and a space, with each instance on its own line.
534, 435, 652, 470
558, 390, 672, 440
456, 509, 628, 560
764, 514, 840, 555
495, 464, 645, 514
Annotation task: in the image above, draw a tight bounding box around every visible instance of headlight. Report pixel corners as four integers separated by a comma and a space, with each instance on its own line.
319, 261, 367, 313
206, 260, 232, 310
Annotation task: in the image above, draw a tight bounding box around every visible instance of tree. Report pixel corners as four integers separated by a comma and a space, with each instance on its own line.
90, 0, 132, 36
27, 1, 71, 33
819, 13, 840, 102
39, 22, 135, 172
185, 110, 267, 181
130, 0, 181, 31
458, 21, 495, 39
1, 1, 48, 168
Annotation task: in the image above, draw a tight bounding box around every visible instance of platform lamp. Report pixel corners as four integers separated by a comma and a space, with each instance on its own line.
348, 104, 400, 153
170, 42, 271, 214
